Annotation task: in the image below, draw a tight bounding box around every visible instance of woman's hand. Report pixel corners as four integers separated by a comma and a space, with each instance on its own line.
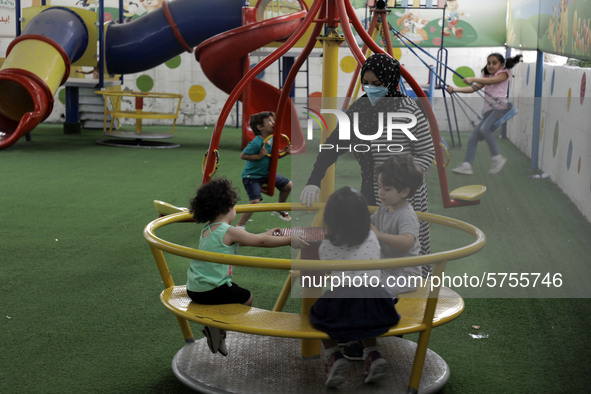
300, 185, 320, 207
463, 77, 474, 85
446, 85, 455, 94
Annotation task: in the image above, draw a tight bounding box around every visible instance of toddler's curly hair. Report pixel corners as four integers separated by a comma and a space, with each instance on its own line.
189, 178, 238, 223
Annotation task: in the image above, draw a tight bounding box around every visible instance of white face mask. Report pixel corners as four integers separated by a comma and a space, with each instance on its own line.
363, 84, 389, 105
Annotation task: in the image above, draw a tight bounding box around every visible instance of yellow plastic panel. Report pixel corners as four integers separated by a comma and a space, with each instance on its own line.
2, 40, 66, 93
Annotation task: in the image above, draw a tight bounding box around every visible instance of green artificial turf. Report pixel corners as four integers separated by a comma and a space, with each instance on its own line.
1, 124, 589, 393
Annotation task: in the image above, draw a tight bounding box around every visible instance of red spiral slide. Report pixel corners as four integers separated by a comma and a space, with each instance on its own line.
194, 7, 306, 153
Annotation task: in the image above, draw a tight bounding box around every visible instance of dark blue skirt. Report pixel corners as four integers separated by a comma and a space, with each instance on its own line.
309, 287, 400, 342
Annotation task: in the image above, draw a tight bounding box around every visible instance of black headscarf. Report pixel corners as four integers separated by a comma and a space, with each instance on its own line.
360, 53, 404, 98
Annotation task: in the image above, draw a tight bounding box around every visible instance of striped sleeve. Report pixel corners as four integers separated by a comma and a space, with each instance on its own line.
408, 101, 435, 171
370, 98, 435, 171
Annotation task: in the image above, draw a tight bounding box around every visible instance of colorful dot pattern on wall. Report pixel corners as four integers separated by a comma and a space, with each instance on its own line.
452, 66, 474, 87
581, 72, 586, 105
189, 85, 206, 103
340, 56, 357, 73
525, 64, 590, 197
165, 56, 181, 69
136, 75, 154, 92
309, 91, 322, 113
58, 89, 66, 105
552, 122, 559, 158
131, 55, 207, 104
567, 140, 573, 171
250, 63, 265, 80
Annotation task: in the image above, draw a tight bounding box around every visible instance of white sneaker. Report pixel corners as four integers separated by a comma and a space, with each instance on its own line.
236, 225, 246, 230
217, 330, 228, 357
489, 155, 507, 174
452, 162, 473, 175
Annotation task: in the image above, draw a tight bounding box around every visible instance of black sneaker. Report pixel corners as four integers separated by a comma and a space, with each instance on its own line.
341, 340, 364, 361
202, 326, 221, 354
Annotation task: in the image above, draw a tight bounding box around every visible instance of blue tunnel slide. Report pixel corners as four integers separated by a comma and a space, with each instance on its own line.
0, 0, 244, 149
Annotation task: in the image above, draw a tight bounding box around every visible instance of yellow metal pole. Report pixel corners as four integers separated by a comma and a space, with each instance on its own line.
408, 261, 447, 391
150, 245, 194, 342
272, 272, 293, 312
300, 8, 345, 358
316, 27, 344, 206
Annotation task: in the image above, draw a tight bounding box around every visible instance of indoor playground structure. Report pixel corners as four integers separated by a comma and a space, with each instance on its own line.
200, 0, 487, 208
0, 0, 305, 151
0, 0, 584, 393
149, 0, 488, 392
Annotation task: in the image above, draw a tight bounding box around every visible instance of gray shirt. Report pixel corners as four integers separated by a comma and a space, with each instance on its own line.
371, 204, 421, 295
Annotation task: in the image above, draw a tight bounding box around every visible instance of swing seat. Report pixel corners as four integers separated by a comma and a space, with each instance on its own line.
450, 185, 487, 201
492, 103, 518, 130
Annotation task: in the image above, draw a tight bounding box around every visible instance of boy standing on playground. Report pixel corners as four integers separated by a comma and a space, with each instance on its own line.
372, 154, 423, 295
237, 111, 293, 228
341, 154, 424, 361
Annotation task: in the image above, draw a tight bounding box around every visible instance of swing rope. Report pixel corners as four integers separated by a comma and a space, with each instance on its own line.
390, 26, 518, 133
389, 27, 507, 110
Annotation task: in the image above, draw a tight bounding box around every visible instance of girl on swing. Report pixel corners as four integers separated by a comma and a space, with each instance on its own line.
447, 53, 522, 175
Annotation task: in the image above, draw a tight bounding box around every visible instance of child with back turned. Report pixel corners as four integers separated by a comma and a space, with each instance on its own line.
447, 53, 522, 175
186, 178, 308, 356
309, 187, 399, 387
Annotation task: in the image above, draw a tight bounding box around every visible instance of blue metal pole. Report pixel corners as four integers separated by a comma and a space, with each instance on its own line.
531, 50, 544, 170
98, 0, 104, 89
282, 57, 296, 98
15, 0, 21, 36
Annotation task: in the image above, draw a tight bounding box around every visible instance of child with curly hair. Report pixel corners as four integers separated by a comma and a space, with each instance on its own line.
187, 178, 308, 356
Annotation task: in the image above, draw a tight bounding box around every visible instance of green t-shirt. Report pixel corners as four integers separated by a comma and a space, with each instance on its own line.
241, 135, 272, 179
186, 222, 238, 292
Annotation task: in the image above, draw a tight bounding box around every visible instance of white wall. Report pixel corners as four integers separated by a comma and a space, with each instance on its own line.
509, 61, 591, 222
39, 45, 500, 127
